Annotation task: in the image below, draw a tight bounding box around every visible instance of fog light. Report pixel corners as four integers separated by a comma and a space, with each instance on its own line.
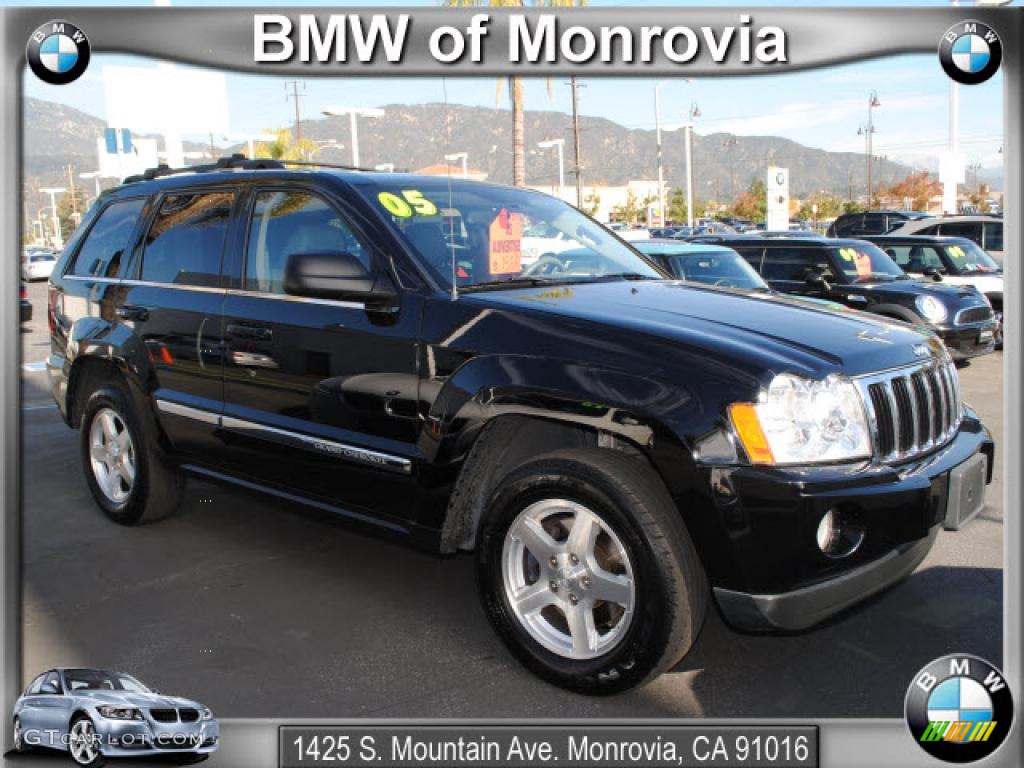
816, 507, 864, 558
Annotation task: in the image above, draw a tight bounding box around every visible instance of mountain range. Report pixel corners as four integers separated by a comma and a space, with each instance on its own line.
23, 96, 999, 208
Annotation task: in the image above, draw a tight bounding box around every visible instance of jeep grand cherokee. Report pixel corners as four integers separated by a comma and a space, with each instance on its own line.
46, 157, 994, 694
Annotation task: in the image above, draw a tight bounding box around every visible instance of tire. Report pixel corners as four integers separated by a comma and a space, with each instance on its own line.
13, 716, 30, 754
67, 715, 105, 767
476, 447, 708, 694
79, 380, 184, 525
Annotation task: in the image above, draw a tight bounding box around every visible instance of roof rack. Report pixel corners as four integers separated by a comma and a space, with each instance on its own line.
122, 154, 398, 185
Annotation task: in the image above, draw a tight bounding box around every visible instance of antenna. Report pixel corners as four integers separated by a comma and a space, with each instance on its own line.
441, 77, 458, 301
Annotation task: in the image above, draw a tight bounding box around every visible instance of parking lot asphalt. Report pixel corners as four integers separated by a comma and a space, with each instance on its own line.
17, 279, 1004, 720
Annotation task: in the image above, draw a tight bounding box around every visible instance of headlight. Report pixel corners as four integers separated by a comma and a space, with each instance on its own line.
97, 705, 142, 720
729, 374, 871, 465
915, 295, 948, 324
201, 707, 214, 721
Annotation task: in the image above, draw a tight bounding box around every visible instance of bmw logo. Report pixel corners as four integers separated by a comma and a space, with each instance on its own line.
905, 654, 1014, 763
26, 20, 90, 85
939, 21, 1002, 85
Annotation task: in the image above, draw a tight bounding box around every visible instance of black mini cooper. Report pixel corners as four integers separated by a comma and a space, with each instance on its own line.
689, 234, 995, 361
46, 158, 994, 693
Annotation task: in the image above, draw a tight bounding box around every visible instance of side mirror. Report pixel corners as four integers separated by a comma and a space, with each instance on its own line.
923, 266, 945, 281
804, 271, 826, 287
284, 252, 396, 307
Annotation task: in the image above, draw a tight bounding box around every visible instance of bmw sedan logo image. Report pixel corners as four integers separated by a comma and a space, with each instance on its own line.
26, 20, 90, 85
939, 21, 1002, 85
906, 654, 1013, 763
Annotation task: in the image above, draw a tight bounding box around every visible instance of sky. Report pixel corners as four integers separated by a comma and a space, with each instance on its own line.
21, 0, 1009, 172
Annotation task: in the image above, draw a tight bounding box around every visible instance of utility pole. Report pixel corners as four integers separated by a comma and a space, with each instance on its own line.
655, 82, 667, 225
286, 80, 305, 144
208, 132, 218, 161
65, 165, 78, 219
570, 77, 584, 208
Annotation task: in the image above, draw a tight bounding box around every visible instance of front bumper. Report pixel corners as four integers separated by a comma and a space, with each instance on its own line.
935, 321, 996, 360
707, 410, 993, 632
95, 717, 220, 758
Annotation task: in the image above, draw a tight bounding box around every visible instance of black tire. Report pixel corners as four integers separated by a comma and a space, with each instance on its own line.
13, 716, 30, 754
476, 447, 708, 694
79, 380, 184, 525
67, 714, 105, 768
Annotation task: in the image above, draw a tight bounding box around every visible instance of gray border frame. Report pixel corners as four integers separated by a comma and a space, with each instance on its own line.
2, 7, 1020, 767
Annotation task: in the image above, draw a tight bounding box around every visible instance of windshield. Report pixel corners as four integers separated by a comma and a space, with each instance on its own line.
830, 244, 908, 283
637, 245, 768, 291
353, 179, 663, 290
64, 669, 150, 693
944, 241, 1001, 273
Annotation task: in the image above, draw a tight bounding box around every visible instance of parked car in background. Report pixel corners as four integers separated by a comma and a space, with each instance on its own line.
633, 240, 768, 291
13, 667, 218, 766
647, 227, 692, 239
827, 210, 931, 238
20, 283, 32, 323
22, 249, 57, 281
702, 235, 996, 361
520, 221, 580, 265
887, 215, 1004, 264
865, 234, 1004, 348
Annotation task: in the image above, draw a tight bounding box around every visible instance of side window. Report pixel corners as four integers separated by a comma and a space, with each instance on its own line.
41, 671, 61, 694
141, 192, 234, 287
835, 215, 861, 236
245, 190, 369, 294
940, 222, 983, 243
733, 246, 764, 272
984, 223, 1003, 251
70, 199, 146, 278
26, 673, 46, 695
861, 214, 886, 234
915, 224, 940, 236
761, 247, 832, 281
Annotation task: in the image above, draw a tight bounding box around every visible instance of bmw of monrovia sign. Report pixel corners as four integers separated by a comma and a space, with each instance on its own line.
26, 20, 90, 85
765, 167, 789, 231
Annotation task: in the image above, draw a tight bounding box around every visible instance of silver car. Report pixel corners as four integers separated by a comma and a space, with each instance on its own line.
12, 668, 219, 766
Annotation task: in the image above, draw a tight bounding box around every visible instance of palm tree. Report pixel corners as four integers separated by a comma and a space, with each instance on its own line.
252, 128, 317, 162
443, 0, 585, 187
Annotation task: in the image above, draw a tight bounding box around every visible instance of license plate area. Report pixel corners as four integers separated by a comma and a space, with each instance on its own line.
945, 452, 988, 531
978, 329, 994, 344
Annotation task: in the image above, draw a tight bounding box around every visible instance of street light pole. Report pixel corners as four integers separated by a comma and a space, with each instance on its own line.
537, 140, 565, 198
322, 107, 385, 168
655, 81, 667, 225
40, 187, 65, 249
683, 102, 701, 228
864, 91, 880, 207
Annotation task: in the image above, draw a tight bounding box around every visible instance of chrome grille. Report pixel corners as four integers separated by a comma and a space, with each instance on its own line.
955, 305, 993, 326
857, 359, 962, 462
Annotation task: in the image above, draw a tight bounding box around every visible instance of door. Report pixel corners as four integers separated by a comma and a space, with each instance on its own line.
17, 674, 47, 736
759, 246, 837, 297
121, 189, 237, 461
219, 187, 423, 526
33, 671, 72, 734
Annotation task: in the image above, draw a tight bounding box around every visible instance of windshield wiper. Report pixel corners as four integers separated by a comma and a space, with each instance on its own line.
459, 276, 561, 293
582, 272, 661, 282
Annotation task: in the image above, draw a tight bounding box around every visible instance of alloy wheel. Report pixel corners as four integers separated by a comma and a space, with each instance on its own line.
502, 499, 635, 660
89, 407, 136, 504
69, 719, 99, 765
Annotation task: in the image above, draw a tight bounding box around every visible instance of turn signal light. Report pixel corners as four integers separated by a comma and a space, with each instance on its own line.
728, 403, 775, 465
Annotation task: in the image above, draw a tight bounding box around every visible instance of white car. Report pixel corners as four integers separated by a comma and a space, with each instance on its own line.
520, 224, 580, 266
22, 250, 57, 281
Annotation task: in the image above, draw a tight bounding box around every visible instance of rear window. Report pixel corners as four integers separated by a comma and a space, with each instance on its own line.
70, 198, 146, 278
141, 191, 234, 287
880, 244, 945, 273
761, 247, 834, 282
983, 222, 1003, 251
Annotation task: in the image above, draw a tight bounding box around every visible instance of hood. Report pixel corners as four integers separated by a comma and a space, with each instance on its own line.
78, 689, 204, 711
464, 280, 935, 377
844, 277, 982, 306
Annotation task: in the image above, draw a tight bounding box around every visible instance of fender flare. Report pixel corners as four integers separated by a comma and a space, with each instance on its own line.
866, 303, 925, 326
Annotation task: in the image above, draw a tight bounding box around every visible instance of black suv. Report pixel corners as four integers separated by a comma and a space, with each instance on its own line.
691, 235, 995, 361
46, 159, 994, 693
827, 209, 931, 238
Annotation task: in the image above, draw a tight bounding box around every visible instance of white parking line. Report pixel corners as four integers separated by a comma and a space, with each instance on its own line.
22, 361, 47, 372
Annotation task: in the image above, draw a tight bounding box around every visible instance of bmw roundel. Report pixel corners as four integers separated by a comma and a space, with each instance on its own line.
906, 654, 1014, 763
26, 20, 90, 85
939, 21, 1002, 85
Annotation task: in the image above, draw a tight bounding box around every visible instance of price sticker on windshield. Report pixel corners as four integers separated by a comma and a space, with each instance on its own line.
489, 208, 523, 275
949, 245, 965, 259
852, 249, 872, 278
377, 190, 439, 218
839, 247, 855, 261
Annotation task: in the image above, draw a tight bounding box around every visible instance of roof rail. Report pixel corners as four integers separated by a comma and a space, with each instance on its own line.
122, 154, 285, 184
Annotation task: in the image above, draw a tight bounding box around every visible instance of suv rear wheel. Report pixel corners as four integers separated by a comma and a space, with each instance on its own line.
79, 381, 184, 525
476, 448, 708, 694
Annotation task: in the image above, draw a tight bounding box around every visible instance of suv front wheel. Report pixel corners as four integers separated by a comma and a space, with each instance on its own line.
79, 381, 184, 525
476, 448, 708, 694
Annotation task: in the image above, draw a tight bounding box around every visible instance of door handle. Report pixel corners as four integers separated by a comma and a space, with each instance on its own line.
116, 305, 149, 321
227, 323, 273, 341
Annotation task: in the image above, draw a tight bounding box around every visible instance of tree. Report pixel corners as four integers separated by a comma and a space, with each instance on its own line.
253, 127, 317, 162
667, 188, 687, 224
612, 189, 643, 224
445, 0, 586, 187
731, 179, 767, 222
879, 170, 941, 211
56, 190, 81, 242
582, 191, 601, 217
797, 192, 843, 223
